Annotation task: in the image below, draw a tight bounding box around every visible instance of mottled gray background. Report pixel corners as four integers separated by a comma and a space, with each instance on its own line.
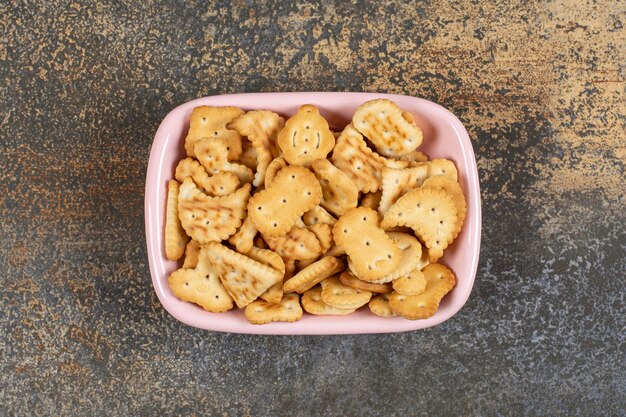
1, 1, 625, 416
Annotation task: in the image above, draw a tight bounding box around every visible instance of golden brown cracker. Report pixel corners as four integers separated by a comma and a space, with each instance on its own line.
360, 190, 383, 211
248, 165, 322, 237
378, 165, 428, 215
301, 285, 356, 316
182, 240, 201, 269
393, 268, 427, 296
352, 99, 423, 157
320, 275, 372, 310
307, 223, 333, 253
238, 138, 258, 170
185, 106, 244, 160
312, 158, 359, 217
277, 104, 335, 167
389, 263, 456, 320
303, 205, 337, 226
264, 156, 288, 186
175, 157, 240, 197
165, 180, 189, 261
422, 175, 466, 240
205, 242, 283, 308
425, 159, 458, 181
332, 207, 401, 281
194, 137, 254, 184
263, 226, 322, 261
178, 178, 251, 244
168, 246, 234, 312
339, 271, 392, 294
368, 293, 396, 317
228, 216, 257, 254
245, 293, 303, 324
380, 187, 457, 262
283, 256, 345, 294
245, 247, 286, 304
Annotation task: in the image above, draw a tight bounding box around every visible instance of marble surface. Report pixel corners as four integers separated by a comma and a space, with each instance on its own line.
1, 1, 624, 415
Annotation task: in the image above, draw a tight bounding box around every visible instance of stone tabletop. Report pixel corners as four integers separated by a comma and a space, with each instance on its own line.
1, 1, 624, 416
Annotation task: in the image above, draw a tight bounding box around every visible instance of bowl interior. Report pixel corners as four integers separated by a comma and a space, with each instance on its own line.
145, 92, 481, 335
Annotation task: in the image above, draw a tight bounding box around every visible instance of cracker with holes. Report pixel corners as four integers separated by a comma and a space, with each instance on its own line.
245, 293, 303, 324
175, 157, 240, 197
378, 165, 428, 215
185, 106, 244, 160
245, 247, 286, 304
303, 205, 337, 226
352, 99, 423, 157
368, 293, 396, 317
194, 137, 254, 184
332, 207, 401, 281
381, 187, 457, 262
178, 178, 251, 244
320, 275, 372, 310
205, 242, 283, 308
425, 159, 458, 181
277, 104, 335, 166
307, 223, 333, 253
389, 263, 456, 319
283, 256, 345, 294
264, 156, 288, 186
182, 240, 201, 269
422, 175, 466, 240
228, 110, 285, 187
301, 285, 356, 316
165, 180, 189, 261
393, 268, 427, 296
168, 246, 234, 312
263, 226, 322, 261
312, 159, 359, 217
248, 165, 322, 237
339, 271, 392, 294
228, 216, 257, 254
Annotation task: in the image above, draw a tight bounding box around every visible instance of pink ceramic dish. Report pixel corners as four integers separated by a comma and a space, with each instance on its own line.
145, 92, 481, 335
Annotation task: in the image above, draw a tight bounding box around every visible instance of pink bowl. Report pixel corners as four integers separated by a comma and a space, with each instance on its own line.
145, 92, 481, 335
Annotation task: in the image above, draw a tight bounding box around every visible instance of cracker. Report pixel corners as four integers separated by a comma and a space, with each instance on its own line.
182, 239, 201, 269
228, 110, 285, 187
378, 165, 428, 215
339, 271, 392, 294
175, 157, 240, 197
194, 137, 254, 184
247, 165, 322, 237
352, 99, 423, 156
320, 275, 372, 310
205, 242, 283, 308
264, 156, 288, 186
246, 247, 286, 304
303, 205, 337, 226
245, 293, 303, 324
425, 159, 458, 181
178, 178, 251, 244
332, 207, 401, 281
263, 226, 322, 261
360, 190, 382, 210
185, 106, 244, 160
165, 180, 189, 261
393, 268, 427, 296
228, 216, 257, 254
396, 150, 429, 163
312, 158, 359, 216
368, 293, 396, 317
422, 175, 466, 240
389, 263, 456, 319
168, 246, 234, 312
283, 256, 345, 294
301, 285, 356, 316
238, 138, 258, 170
307, 223, 333, 253
380, 187, 457, 262
277, 104, 335, 166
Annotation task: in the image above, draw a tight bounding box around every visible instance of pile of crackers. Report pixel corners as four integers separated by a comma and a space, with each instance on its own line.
164, 99, 466, 324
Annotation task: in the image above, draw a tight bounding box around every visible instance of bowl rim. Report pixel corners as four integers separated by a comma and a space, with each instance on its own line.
145, 91, 481, 335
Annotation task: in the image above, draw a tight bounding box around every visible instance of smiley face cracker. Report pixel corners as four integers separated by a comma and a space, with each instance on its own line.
277, 104, 335, 167
320, 275, 372, 310
381, 187, 457, 262
393, 268, 427, 296
378, 165, 428, 215
301, 285, 356, 316
339, 271, 392, 294
263, 226, 322, 261
389, 263, 456, 320
359, 232, 422, 284
168, 246, 234, 313
228, 110, 285, 187
185, 106, 244, 160
247, 165, 322, 237
352, 99, 423, 157
303, 205, 337, 226
178, 178, 251, 244
227, 216, 257, 254
205, 242, 283, 308
194, 137, 254, 184
368, 293, 396, 317
245, 247, 286, 304
312, 159, 359, 217
245, 293, 303, 324
422, 175, 466, 240
283, 256, 345, 294
332, 207, 401, 281
175, 157, 240, 197
165, 180, 189, 261
182, 240, 201, 269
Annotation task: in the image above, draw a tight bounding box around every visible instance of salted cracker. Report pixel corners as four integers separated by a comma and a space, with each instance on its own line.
228, 216, 258, 254
194, 137, 254, 184
165, 180, 189, 261
283, 256, 345, 294
320, 275, 372, 310
392, 268, 427, 296
378, 165, 428, 215
175, 157, 240, 197
301, 285, 356, 316
263, 226, 322, 261
245, 247, 286, 304
184, 106, 244, 160
422, 175, 466, 240
312, 158, 359, 217
245, 293, 303, 324
425, 159, 458, 181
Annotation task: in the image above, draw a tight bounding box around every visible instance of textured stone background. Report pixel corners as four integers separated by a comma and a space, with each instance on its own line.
1, 0, 624, 416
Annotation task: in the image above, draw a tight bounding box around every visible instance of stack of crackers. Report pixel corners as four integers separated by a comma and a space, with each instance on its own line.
164, 99, 466, 324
